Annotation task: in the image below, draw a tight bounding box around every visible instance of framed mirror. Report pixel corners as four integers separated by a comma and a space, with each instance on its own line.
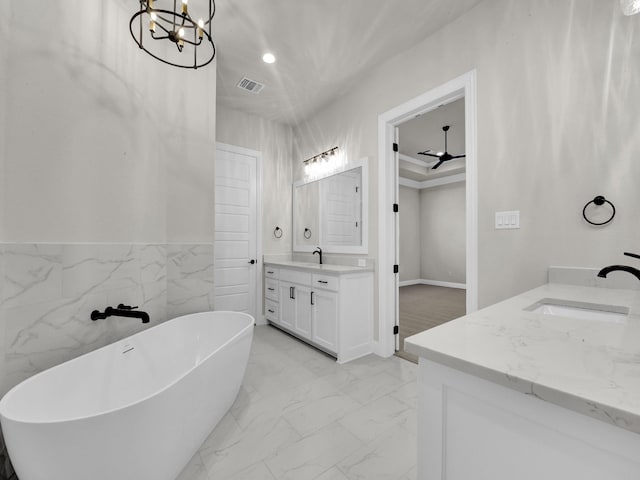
293, 158, 368, 254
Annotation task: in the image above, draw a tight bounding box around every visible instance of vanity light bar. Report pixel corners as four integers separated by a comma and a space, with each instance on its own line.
303, 146, 339, 165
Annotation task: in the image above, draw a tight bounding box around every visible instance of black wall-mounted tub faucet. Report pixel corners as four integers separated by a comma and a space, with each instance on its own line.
91, 305, 150, 324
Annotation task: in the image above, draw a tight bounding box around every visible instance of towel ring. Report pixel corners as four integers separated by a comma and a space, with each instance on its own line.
582, 195, 615, 226
304, 228, 312, 239
273, 226, 283, 239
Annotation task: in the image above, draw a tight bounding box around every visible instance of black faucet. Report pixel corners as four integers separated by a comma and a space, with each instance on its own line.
313, 247, 323, 265
597, 252, 640, 283
91, 304, 150, 324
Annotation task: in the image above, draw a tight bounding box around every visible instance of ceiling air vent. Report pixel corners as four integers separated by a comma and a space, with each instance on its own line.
237, 77, 265, 94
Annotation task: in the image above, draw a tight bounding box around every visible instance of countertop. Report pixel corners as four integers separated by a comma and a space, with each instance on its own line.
405, 283, 640, 434
264, 260, 373, 274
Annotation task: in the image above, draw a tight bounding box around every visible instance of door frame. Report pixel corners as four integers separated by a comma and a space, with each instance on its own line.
215, 142, 264, 324
376, 70, 478, 357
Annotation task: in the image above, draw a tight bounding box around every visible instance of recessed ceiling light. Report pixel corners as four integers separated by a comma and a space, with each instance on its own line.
262, 53, 276, 64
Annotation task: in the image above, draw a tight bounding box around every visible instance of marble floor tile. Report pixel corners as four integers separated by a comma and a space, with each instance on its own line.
179, 325, 417, 480
228, 461, 277, 479
341, 370, 409, 405
264, 423, 363, 480
314, 466, 350, 480
399, 464, 418, 480
282, 390, 362, 437
200, 416, 301, 478
337, 425, 417, 480
338, 393, 413, 443
176, 452, 208, 480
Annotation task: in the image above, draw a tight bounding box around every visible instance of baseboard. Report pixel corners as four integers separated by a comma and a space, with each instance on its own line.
399, 279, 466, 290
372, 339, 390, 358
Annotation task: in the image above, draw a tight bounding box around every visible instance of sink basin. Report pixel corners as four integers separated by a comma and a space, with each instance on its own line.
525, 298, 629, 323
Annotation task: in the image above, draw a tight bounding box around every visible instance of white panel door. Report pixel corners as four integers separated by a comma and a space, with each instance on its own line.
214, 145, 258, 320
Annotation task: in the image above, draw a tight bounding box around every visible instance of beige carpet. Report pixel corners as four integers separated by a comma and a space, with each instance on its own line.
396, 284, 466, 363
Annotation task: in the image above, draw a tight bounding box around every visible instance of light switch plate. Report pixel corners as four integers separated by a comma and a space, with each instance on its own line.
495, 210, 520, 229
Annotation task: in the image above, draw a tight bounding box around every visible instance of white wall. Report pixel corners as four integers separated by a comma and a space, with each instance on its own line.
399, 186, 421, 282
2, 1, 216, 243
399, 183, 466, 285
0, 0, 218, 399
216, 105, 293, 255
293, 0, 640, 334
420, 182, 466, 283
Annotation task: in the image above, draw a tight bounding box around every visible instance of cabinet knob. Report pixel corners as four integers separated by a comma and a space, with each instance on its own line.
248, 259, 256, 264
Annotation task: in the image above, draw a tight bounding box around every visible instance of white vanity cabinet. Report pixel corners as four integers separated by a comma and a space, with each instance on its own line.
264, 262, 372, 363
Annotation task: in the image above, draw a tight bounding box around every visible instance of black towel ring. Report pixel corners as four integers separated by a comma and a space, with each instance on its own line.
582, 195, 615, 226
304, 228, 312, 239
273, 226, 283, 239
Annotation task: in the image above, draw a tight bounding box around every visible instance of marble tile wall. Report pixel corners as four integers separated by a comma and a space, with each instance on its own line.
0, 243, 214, 398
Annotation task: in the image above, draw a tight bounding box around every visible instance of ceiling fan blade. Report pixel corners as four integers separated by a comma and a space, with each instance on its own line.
431, 159, 445, 170
450, 154, 466, 159
418, 151, 440, 158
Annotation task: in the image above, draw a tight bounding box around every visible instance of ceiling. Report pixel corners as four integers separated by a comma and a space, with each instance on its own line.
211, 0, 485, 126
398, 97, 466, 183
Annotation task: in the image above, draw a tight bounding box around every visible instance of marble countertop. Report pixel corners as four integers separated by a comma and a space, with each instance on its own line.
264, 260, 373, 274
405, 283, 640, 434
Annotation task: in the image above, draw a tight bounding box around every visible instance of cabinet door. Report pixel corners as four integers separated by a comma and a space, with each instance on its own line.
279, 283, 295, 330
312, 289, 338, 353
294, 285, 312, 340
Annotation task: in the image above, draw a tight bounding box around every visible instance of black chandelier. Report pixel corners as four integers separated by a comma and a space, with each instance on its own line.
129, 0, 216, 69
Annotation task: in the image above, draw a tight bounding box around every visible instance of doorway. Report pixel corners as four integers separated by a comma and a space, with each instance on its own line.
214, 142, 263, 323
395, 98, 467, 362
377, 70, 478, 359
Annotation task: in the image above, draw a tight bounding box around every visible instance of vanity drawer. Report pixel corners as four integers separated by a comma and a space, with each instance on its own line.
265, 300, 278, 322
312, 274, 339, 291
264, 266, 279, 279
265, 279, 279, 301
280, 268, 312, 286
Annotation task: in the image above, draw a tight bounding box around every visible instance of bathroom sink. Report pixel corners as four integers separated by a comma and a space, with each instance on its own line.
525, 298, 629, 323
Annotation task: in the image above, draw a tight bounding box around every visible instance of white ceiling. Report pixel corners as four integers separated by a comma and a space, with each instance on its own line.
211, 0, 485, 125
398, 97, 466, 183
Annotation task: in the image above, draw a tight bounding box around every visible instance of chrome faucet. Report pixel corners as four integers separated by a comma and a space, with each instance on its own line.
597, 252, 640, 283
313, 247, 323, 265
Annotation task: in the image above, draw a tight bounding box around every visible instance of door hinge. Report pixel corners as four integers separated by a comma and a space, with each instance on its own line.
355, 186, 359, 193
393, 203, 398, 213
393, 325, 399, 335
393, 264, 399, 274
393, 143, 399, 152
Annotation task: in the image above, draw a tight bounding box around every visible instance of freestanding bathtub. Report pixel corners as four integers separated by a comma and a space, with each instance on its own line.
0, 310, 254, 480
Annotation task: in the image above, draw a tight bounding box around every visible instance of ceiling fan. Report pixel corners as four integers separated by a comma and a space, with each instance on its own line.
417, 125, 465, 169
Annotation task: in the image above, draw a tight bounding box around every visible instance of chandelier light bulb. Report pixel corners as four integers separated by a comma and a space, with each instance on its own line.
198, 18, 205, 39
178, 27, 185, 38
150, 12, 157, 20
182, 0, 188, 14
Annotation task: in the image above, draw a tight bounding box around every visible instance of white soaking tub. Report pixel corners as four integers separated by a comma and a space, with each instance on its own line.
0, 311, 254, 480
